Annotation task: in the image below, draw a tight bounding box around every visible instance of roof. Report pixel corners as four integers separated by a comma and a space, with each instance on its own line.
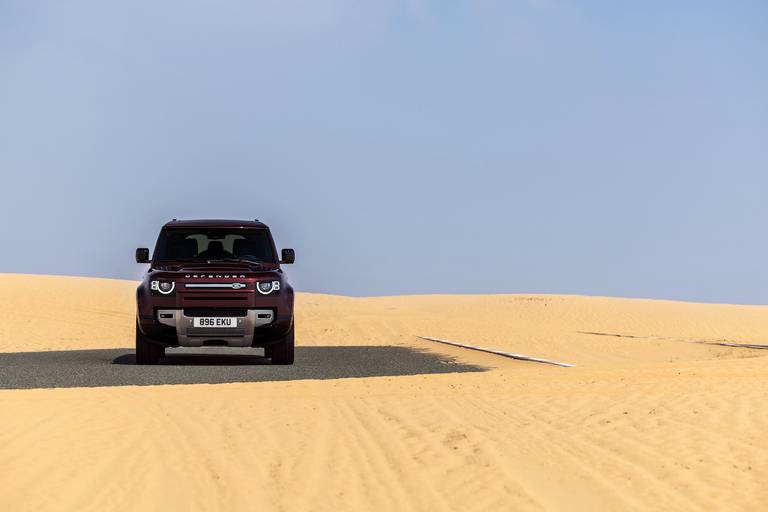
162, 219, 268, 229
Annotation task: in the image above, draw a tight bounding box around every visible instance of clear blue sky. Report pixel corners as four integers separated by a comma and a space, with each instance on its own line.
1, 1, 766, 302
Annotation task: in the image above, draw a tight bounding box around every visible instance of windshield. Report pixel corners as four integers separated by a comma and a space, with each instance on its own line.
154, 228, 276, 263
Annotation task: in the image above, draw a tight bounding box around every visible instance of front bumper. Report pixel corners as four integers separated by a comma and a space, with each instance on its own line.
155, 309, 273, 347
138, 309, 293, 348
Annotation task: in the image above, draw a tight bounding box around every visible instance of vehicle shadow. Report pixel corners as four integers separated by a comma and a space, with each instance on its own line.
0, 345, 487, 389
113, 350, 272, 366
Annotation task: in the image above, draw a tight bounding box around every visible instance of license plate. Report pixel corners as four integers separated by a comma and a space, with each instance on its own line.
193, 317, 237, 328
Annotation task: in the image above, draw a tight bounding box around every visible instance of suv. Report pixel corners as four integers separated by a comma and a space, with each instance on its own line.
135, 219, 295, 365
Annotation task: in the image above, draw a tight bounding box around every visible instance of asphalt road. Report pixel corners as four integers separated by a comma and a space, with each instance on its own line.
0, 345, 486, 389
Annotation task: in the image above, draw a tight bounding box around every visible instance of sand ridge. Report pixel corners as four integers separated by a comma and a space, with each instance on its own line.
2, 274, 768, 511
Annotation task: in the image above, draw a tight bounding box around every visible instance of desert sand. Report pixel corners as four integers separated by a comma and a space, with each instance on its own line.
2, 273, 768, 511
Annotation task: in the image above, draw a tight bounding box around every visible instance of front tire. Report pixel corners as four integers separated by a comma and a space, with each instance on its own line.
135, 322, 164, 365
267, 325, 294, 365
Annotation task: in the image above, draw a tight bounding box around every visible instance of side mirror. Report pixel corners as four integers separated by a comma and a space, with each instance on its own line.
136, 247, 150, 264
280, 248, 295, 264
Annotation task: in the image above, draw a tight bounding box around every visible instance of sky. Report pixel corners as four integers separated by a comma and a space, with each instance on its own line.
1, 1, 767, 303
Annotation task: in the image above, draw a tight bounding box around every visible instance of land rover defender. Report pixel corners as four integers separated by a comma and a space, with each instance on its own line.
135, 219, 295, 365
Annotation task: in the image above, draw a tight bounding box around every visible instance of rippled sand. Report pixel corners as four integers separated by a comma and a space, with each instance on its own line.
2, 274, 768, 511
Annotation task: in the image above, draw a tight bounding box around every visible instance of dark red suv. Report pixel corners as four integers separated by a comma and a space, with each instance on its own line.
135, 219, 295, 365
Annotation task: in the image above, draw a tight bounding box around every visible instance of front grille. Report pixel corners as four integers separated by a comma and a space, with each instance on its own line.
184, 308, 248, 317
187, 329, 244, 336
183, 296, 248, 301
188, 331, 244, 336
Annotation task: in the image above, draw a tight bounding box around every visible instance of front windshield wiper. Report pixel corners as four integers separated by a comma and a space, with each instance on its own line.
205, 258, 266, 264
156, 257, 268, 265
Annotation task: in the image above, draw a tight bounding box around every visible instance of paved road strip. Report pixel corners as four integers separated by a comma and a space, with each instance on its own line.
416, 336, 575, 368
0, 346, 486, 389
578, 331, 768, 350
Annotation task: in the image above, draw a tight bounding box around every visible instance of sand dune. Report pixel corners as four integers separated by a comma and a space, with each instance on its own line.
2, 274, 768, 511
0, 274, 135, 352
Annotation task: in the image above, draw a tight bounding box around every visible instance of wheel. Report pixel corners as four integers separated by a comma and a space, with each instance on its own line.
267, 325, 294, 365
135, 322, 164, 365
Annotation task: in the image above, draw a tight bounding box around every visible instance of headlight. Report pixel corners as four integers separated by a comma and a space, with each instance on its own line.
256, 280, 281, 295
150, 280, 175, 295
